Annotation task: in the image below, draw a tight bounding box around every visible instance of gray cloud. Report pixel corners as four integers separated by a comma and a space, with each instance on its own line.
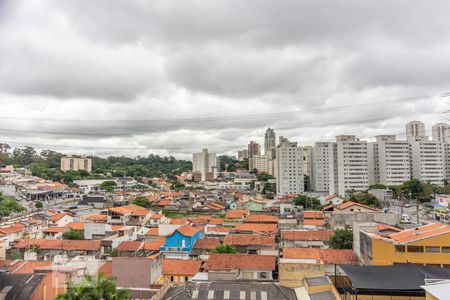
0, 0, 449, 158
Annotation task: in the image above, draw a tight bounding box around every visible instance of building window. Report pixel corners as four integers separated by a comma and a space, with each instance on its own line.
442, 247, 450, 253
170, 276, 174, 282
407, 246, 424, 253
395, 245, 405, 252
185, 276, 189, 282
258, 272, 268, 279
425, 246, 440, 253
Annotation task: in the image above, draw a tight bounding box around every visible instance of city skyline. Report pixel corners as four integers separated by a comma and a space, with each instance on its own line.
0, 1, 450, 159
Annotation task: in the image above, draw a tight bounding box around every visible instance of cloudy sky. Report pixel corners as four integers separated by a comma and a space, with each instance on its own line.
1, 0, 449, 159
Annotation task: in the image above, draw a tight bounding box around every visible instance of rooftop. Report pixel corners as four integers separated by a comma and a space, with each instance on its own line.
282, 230, 333, 241
224, 234, 275, 246
205, 253, 276, 271
162, 259, 202, 276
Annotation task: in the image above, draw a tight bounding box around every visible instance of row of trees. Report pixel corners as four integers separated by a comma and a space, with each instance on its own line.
0, 193, 25, 221
0, 144, 192, 184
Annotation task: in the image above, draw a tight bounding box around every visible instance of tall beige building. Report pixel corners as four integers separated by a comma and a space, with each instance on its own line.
61, 156, 92, 172
192, 149, 218, 181
432, 122, 450, 142
275, 138, 304, 195
406, 120, 426, 140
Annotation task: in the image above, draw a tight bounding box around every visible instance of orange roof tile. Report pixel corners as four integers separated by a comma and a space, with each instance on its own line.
225, 210, 250, 219
50, 213, 69, 222
206, 226, 233, 233
377, 223, 402, 232
98, 262, 112, 278
206, 254, 276, 271
162, 259, 202, 276
12, 260, 52, 274
335, 201, 378, 212
117, 241, 144, 252
282, 230, 333, 241
388, 223, 450, 244
13, 239, 100, 251
243, 214, 279, 223
144, 240, 165, 251
150, 214, 164, 220
156, 199, 172, 206
66, 222, 85, 231
235, 223, 277, 234
175, 225, 202, 237
146, 227, 159, 236
193, 238, 221, 250
87, 214, 107, 222
169, 218, 187, 225
283, 248, 356, 264
303, 211, 324, 219
224, 234, 275, 246
109, 204, 149, 217
0, 223, 24, 234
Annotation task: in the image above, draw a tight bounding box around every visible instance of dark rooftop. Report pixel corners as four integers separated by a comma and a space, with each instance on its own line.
310, 291, 336, 300
305, 276, 330, 287
0, 274, 45, 300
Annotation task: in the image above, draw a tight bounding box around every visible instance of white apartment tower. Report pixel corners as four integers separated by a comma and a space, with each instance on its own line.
192, 149, 218, 181
275, 139, 304, 195
406, 121, 426, 140
311, 142, 334, 192
332, 135, 369, 196
409, 140, 445, 185
432, 122, 450, 142
264, 128, 276, 154
367, 135, 410, 186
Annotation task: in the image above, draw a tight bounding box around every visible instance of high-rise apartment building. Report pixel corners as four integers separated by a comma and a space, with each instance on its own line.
251, 155, 269, 173
331, 135, 369, 196
60, 156, 92, 172
311, 142, 333, 193
237, 149, 249, 161
248, 141, 261, 159
367, 135, 410, 186
409, 140, 445, 185
275, 138, 304, 195
406, 121, 426, 140
264, 128, 276, 154
192, 149, 218, 181
432, 122, 450, 142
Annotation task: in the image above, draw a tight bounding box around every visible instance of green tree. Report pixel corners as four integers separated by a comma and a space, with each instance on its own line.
56, 273, 131, 300
293, 195, 322, 210
35, 201, 43, 209
329, 228, 353, 249
368, 184, 388, 190
213, 244, 237, 254
63, 229, 85, 240
348, 192, 379, 207
100, 181, 117, 192
132, 196, 151, 209
0, 194, 25, 221
257, 173, 275, 182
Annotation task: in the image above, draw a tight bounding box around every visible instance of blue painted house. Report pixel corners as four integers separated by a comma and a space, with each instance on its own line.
160, 225, 203, 259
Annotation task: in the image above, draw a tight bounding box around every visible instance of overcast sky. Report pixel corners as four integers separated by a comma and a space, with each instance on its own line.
1, 0, 450, 160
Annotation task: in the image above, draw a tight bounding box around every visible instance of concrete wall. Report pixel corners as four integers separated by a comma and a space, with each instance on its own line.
112, 257, 158, 288
330, 212, 399, 229
279, 260, 324, 288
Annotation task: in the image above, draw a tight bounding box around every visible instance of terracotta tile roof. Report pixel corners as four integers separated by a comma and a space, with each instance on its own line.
388, 223, 450, 244
175, 225, 202, 237
206, 254, 276, 271
193, 238, 221, 250
156, 199, 172, 206
224, 234, 275, 246
146, 227, 159, 236
162, 259, 202, 276
324, 194, 345, 201
0, 223, 25, 234
225, 210, 250, 219
206, 202, 225, 211
323, 204, 335, 211
303, 219, 326, 226
169, 218, 187, 225
50, 213, 69, 222
150, 214, 164, 220
235, 223, 277, 234
335, 201, 378, 212
42, 227, 68, 233
281, 230, 333, 241
87, 214, 107, 222
206, 226, 233, 233
377, 223, 402, 232
98, 261, 112, 277
66, 222, 85, 231
283, 248, 356, 264
117, 241, 144, 252
108, 204, 149, 217
147, 196, 160, 202
14, 239, 100, 251
11, 260, 52, 274
243, 214, 279, 223
303, 211, 324, 219
144, 240, 165, 251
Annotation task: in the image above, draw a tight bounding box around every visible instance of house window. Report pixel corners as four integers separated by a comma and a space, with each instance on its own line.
425, 246, 440, 253
407, 246, 424, 253
170, 276, 174, 282
258, 272, 268, 279
442, 247, 450, 253
395, 245, 405, 252
185, 277, 189, 282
